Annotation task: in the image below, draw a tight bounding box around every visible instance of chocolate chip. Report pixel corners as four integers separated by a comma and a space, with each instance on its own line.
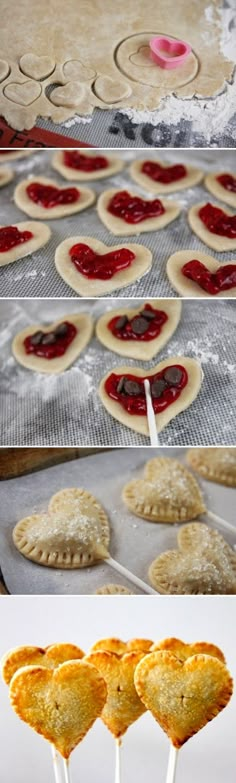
117, 376, 126, 394
164, 367, 183, 386
131, 316, 149, 335
141, 308, 156, 320
54, 323, 68, 338
151, 379, 167, 398
30, 330, 44, 346
124, 379, 143, 395
41, 332, 57, 345
115, 315, 129, 331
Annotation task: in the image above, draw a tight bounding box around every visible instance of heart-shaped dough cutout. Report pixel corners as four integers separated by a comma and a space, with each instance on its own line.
188, 202, 236, 252
0, 221, 51, 268
52, 150, 124, 181
94, 75, 132, 103
130, 159, 203, 194
151, 637, 225, 662
149, 522, 236, 594
166, 249, 236, 298
187, 447, 236, 486
0, 59, 10, 82
129, 46, 153, 67
134, 650, 233, 748
55, 235, 152, 297
97, 189, 181, 235
9, 660, 107, 758
86, 651, 146, 738
0, 166, 14, 188
205, 172, 236, 209
99, 357, 203, 437
20, 54, 55, 80
14, 176, 95, 220
63, 59, 96, 81
49, 81, 86, 108
123, 457, 206, 522
2, 643, 85, 685
13, 487, 110, 568
96, 300, 182, 360
12, 313, 93, 374
4, 80, 41, 106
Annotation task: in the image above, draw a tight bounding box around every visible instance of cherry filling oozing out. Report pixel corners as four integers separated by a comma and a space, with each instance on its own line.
107, 190, 165, 224
142, 161, 187, 184
105, 365, 187, 415
108, 303, 168, 342
182, 260, 236, 295
217, 174, 236, 194
26, 182, 80, 208
0, 225, 33, 252
63, 151, 109, 171
24, 321, 77, 359
69, 243, 136, 280
199, 203, 236, 238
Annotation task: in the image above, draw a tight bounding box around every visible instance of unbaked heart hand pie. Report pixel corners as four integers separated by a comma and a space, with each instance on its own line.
55, 235, 152, 297
123, 457, 206, 522
150, 637, 225, 662
166, 249, 236, 297
2, 643, 85, 686
130, 159, 203, 194
9, 659, 107, 758
186, 448, 236, 487
85, 651, 146, 738
96, 300, 182, 360
52, 150, 124, 181
97, 188, 181, 235
99, 357, 202, 436
95, 584, 133, 595
149, 522, 236, 594
0, 166, 14, 188
188, 202, 236, 252
14, 176, 95, 219
0, 221, 51, 267
12, 312, 93, 374
0, 150, 33, 161
205, 172, 236, 209
13, 488, 110, 568
134, 650, 233, 748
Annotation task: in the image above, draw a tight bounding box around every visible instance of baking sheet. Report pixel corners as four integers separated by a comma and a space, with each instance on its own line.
1, 149, 236, 299
0, 298, 235, 447
0, 447, 236, 595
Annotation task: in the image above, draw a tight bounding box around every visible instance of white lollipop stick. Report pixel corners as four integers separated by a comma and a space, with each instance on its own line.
115, 739, 121, 783
144, 379, 159, 446
166, 746, 179, 783
206, 510, 236, 536
51, 746, 62, 783
63, 759, 72, 783
106, 555, 157, 594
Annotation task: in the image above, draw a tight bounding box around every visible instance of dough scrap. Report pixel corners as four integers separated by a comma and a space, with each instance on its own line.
150, 637, 225, 663
96, 299, 182, 360
0, 166, 14, 188
0, 221, 51, 267
166, 249, 236, 298
85, 650, 146, 738
130, 160, 203, 194
97, 189, 181, 236
205, 172, 236, 210
188, 202, 236, 252
52, 151, 125, 182
186, 448, 236, 487
123, 457, 206, 522
2, 643, 85, 685
14, 176, 95, 219
12, 312, 93, 374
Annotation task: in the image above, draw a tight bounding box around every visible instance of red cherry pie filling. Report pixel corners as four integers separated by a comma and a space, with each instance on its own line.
108, 190, 165, 224
0, 225, 33, 252
105, 365, 187, 415
108, 303, 168, 341
24, 321, 77, 359
26, 182, 80, 208
63, 151, 109, 172
217, 174, 236, 194
142, 161, 187, 184
182, 260, 236, 295
69, 243, 135, 280
199, 203, 236, 238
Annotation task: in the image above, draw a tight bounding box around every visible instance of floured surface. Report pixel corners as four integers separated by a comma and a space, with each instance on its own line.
0, 0, 233, 130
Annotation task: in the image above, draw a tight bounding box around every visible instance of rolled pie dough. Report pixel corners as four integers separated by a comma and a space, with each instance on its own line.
188, 202, 236, 252
130, 160, 203, 194
0, 166, 14, 188
14, 176, 95, 219
0, 221, 51, 267
99, 356, 203, 437
205, 173, 236, 210
166, 249, 236, 298
97, 189, 181, 236
52, 151, 125, 181
96, 299, 182, 360
55, 236, 152, 297
12, 313, 94, 374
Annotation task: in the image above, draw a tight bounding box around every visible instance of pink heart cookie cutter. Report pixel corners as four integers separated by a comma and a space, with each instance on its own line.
150, 36, 192, 70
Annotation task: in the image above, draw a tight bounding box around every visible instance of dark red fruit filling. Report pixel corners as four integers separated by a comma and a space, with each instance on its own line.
108, 190, 165, 224
26, 182, 80, 208
108, 303, 168, 341
105, 365, 187, 415
217, 174, 236, 193
0, 225, 33, 252
63, 151, 109, 171
24, 321, 77, 359
69, 243, 135, 279
199, 203, 236, 238
182, 259, 236, 294
142, 161, 187, 184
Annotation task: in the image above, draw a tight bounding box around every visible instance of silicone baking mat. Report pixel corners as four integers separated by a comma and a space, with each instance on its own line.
0, 447, 235, 595
0, 148, 236, 299
0, 298, 235, 447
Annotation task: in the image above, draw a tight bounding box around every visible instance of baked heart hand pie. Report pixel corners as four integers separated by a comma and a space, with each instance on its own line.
90, 638, 153, 655
205, 172, 236, 209
150, 638, 225, 663
186, 447, 236, 487
12, 312, 93, 374
96, 300, 182, 360
2, 643, 85, 685
130, 159, 203, 194
97, 189, 181, 235
85, 651, 146, 738
123, 457, 206, 522
0, 221, 51, 267
149, 522, 236, 594
55, 235, 152, 297
13, 488, 110, 568
134, 650, 233, 748
188, 202, 236, 252
99, 357, 203, 437
9, 660, 107, 758
166, 249, 236, 297
52, 150, 124, 181
0, 166, 14, 188
14, 176, 95, 219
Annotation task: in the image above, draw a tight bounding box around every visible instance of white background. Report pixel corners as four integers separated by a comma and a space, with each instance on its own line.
0, 595, 235, 783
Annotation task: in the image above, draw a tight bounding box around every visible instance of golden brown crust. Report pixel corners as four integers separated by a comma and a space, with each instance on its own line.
127, 639, 153, 653
85, 650, 146, 738
123, 457, 206, 523
150, 638, 225, 663
90, 638, 127, 656
186, 448, 236, 487
1, 643, 85, 685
